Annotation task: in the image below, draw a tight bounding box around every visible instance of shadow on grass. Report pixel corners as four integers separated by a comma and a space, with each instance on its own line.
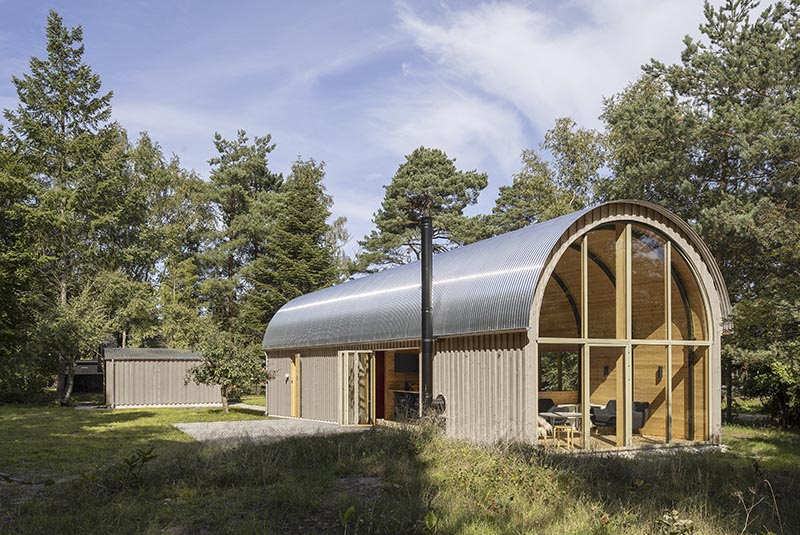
5, 427, 435, 534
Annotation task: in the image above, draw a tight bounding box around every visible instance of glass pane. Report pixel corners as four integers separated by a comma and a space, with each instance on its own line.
561, 351, 579, 391
539, 351, 559, 391
587, 227, 619, 338
693, 347, 708, 440
671, 249, 708, 341
537, 344, 581, 449
537, 345, 580, 394
670, 345, 707, 441
539, 248, 581, 338
631, 225, 667, 340
632, 345, 667, 445
588, 346, 625, 448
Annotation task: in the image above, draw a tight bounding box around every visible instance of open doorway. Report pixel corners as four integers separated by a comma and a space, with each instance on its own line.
338, 350, 375, 425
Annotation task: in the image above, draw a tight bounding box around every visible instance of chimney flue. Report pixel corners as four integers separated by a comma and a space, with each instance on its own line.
421, 216, 433, 413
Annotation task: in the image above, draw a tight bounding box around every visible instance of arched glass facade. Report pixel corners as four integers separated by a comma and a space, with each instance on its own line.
537, 223, 710, 449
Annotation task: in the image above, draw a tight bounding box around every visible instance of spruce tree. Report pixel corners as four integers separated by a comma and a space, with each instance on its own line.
239, 158, 339, 342
2, 11, 118, 401
0, 133, 40, 399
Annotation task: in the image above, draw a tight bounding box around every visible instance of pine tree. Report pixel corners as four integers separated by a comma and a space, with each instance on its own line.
599, 0, 800, 424
357, 147, 488, 269
200, 130, 281, 332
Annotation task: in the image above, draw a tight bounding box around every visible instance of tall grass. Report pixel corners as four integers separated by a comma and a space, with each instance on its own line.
2, 423, 797, 534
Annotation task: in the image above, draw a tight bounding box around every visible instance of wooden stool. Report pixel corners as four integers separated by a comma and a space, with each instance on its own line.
554, 425, 575, 449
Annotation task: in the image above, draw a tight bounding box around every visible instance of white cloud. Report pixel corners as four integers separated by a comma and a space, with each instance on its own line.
397, 0, 712, 129
368, 82, 525, 177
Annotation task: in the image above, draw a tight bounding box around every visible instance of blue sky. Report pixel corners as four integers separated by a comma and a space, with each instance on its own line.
0, 1, 714, 253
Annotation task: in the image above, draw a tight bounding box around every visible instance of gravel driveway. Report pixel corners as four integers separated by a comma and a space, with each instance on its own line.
174, 418, 367, 442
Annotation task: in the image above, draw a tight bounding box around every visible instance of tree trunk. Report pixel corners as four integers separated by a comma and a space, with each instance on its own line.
221, 385, 230, 413
62, 360, 75, 405
59, 278, 68, 308
121, 329, 127, 348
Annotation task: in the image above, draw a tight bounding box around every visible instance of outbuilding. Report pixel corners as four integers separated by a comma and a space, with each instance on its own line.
104, 348, 221, 409
262, 200, 731, 449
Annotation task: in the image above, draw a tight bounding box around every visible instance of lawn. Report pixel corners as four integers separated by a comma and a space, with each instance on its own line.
0, 404, 265, 478
237, 394, 266, 407
1, 404, 798, 534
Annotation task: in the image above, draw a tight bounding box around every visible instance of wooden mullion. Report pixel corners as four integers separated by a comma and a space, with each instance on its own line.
665, 241, 673, 443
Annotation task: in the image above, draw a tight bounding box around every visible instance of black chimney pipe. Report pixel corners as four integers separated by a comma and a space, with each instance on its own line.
421, 216, 434, 412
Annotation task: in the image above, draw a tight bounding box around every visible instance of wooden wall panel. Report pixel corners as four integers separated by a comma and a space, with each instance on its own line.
108, 358, 220, 408
267, 356, 291, 417
538, 390, 579, 405
299, 350, 339, 423
671, 346, 690, 440
589, 348, 622, 405
633, 345, 667, 438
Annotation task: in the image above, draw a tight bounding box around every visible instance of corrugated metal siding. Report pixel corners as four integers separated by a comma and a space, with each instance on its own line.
267, 355, 291, 417
107, 358, 220, 408
299, 350, 339, 422
434, 332, 530, 443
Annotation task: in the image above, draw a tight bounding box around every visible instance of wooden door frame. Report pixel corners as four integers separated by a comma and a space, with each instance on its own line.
290, 353, 301, 418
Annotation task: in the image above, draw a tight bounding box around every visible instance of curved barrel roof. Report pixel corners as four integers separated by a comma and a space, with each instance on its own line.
262, 208, 590, 350
262, 200, 730, 350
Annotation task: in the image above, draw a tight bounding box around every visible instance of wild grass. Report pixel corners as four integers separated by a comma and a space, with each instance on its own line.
1, 405, 797, 534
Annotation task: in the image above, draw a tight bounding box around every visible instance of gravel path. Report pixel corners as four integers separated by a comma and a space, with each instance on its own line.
174, 418, 367, 442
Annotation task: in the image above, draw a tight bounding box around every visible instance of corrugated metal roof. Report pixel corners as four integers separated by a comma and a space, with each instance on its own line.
262, 207, 592, 350
104, 348, 200, 361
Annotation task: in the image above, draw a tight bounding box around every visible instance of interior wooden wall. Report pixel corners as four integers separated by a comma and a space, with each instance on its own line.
671, 252, 708, 341
539, 390, 579, 405
383, 350, 419, 420
671, 345, 708, 441
539, 248, 581, 338
587, 228, 618, 339
633, 345, 667, 438
589, 347, 621, 405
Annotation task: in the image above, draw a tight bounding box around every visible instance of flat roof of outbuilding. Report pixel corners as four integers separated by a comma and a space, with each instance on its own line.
104, 348, 200, 361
